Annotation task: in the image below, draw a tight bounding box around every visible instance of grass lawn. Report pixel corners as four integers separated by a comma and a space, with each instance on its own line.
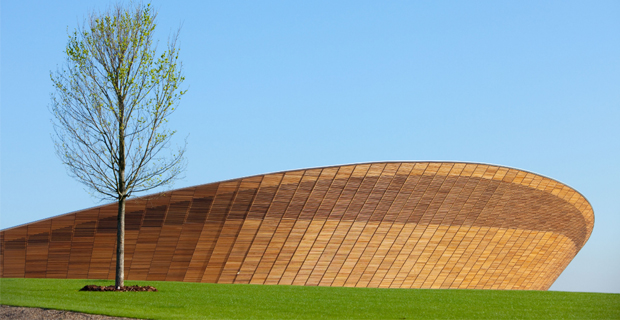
1, 278, 618, 319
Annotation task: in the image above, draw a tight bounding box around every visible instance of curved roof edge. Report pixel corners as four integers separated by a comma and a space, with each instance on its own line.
1, 161, 594, 237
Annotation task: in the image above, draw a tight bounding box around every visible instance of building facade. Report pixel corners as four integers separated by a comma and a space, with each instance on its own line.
0, 162, 594, 290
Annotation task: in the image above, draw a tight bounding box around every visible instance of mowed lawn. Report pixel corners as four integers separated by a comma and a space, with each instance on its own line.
1, 278, 618, 319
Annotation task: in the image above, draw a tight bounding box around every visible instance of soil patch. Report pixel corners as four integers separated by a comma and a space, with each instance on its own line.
0, 305, 141, 319
79, 285, 157, 292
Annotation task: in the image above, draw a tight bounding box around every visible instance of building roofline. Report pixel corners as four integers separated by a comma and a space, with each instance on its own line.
1, 160, 594, 232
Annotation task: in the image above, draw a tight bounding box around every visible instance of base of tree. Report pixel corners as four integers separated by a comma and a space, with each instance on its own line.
79, 285, 157, 292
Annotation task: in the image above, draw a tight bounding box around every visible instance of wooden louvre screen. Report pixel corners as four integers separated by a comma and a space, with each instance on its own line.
0, 162, 593, 290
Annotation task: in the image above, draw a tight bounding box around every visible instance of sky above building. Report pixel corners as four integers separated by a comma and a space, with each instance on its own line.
1, 0, 618, 294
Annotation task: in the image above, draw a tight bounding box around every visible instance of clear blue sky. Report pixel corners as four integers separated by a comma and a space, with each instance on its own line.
1, 1, 618, 293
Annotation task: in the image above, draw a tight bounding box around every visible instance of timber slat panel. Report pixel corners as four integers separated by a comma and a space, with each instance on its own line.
0, 162, 593, 290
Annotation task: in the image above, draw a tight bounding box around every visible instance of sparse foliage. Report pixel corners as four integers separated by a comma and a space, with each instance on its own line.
50, 2, 186, 288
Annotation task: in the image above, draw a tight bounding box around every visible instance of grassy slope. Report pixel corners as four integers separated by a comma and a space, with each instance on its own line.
1, 278, 618, 319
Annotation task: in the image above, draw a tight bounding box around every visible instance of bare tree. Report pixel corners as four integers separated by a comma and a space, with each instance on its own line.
50, 2, 186, 289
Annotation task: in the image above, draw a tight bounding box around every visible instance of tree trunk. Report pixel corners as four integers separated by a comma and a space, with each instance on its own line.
116, 97, 126, 289
115, 196, 125, 289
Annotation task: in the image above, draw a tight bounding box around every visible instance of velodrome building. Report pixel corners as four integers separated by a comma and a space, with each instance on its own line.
0, 162, 594, 290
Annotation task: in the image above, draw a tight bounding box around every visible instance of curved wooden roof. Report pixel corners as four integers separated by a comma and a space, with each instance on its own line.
0, 162, 593, 290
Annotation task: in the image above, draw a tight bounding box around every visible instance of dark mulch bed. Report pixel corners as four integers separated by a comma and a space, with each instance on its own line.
79, 285, 157, 292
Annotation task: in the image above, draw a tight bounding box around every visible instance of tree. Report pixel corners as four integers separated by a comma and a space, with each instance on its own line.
50, 2, 186, 289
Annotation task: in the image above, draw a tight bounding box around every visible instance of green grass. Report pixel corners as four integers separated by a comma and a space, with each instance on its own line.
1, 278, 618, 319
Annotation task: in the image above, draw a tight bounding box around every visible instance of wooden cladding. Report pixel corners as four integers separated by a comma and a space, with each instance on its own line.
0, 162, 593, 290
